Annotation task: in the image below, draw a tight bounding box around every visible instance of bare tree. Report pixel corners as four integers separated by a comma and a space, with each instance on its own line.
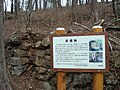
67, 0, 69, 7
112, 0, 120, 18
106, 0, 108, 3
4, 0, 7, 19
79, 0, 81, 5
112, 0, 120, 25
72, 0, 78, 22
43, 0, 47, 9
79, 0, 84, 5
28, 0, 33, 11
0, 0, 13, 90
101, 0, 105, 3
11, 0, 14, 13
39, 0, 41, 9
52, 0, 57, 8
86, 0, 88, 4
35, 0, 38, 11
14, 0, 19, 19
91, 0, 99, 23
58, 0, 61, 7
79, 0, 85, 5
21, 0, 25, 10
88, 0, 91, 3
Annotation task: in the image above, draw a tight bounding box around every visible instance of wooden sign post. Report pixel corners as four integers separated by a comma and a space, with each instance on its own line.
50, 27, 109, 90
55, 28, 66, 90
92, 26, 104, 90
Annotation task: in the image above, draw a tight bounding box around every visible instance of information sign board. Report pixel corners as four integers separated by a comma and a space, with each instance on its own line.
50, 32, 109, 72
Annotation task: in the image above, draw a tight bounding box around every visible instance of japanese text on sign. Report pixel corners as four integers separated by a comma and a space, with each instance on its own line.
53, 35, 106, 69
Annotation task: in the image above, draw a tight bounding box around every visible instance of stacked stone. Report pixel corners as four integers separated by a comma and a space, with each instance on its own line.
4, 30, 93, 89
5, 30, 120, 90
5, 30, 50, 76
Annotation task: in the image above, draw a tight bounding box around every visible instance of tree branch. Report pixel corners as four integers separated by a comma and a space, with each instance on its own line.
73, 22, 91, 31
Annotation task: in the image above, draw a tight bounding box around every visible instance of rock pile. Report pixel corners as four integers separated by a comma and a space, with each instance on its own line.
5, 30, 120, 90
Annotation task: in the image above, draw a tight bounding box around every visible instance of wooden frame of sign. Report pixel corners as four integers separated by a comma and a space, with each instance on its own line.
50, 32, 109, 72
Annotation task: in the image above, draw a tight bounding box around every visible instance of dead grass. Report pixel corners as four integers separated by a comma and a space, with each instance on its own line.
4, 3, 114, 37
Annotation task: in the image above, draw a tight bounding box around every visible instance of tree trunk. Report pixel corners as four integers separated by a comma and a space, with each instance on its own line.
112, 0, 120, 18
79, 0, 81, 5
11, 0, 14, 13
35, 0, 38, 11
72, 0, 78, 22
39, 0, 41, 9
112, 0, 120, 25
58, 0, 61, 7
21, 0, 24, 10
91, 0, 99, 23
4, 0, 7, 19
0, 0, 13, 90
106, 0, 108, 3
43, 0, 47, 10
67, 0, 69, 7
86, 0, 88, 4
88, 0, 91, 4
14, 0, 19, 19
28, 0, 33, 11
112, 0, 116, 17
101, 0, 105, 3
52, 0, 57, 8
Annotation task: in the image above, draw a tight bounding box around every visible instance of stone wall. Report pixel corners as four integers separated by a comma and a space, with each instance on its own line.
5, 30, 120, 90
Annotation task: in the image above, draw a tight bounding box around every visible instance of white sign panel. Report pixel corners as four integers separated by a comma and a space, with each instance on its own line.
53, 35, 106, 69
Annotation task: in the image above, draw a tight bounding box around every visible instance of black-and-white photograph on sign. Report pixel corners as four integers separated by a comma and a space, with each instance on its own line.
50, 33, 109, 72
89, 40, 103, 51
89, 52, 103, 62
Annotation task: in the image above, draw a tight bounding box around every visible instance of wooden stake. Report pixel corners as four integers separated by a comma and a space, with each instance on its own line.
92, 26, 103, 90
57, 72, 66, 90
93, 73, 103, 90
55, 28, 66, 90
